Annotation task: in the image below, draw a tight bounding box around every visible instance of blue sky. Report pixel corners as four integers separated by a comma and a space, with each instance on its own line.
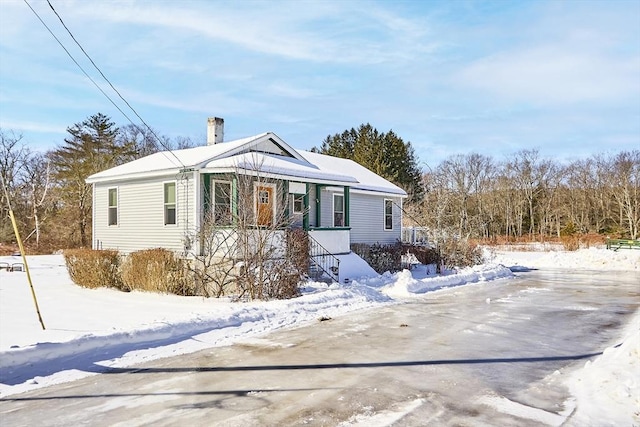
1, 0, 638, 168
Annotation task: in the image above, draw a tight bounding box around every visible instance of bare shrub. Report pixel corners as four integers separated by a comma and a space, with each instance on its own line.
234, 231, 303, 300
249, 260, 301, 300
121, 248, 192, 295
561, 236, 580, 251
437, 238, 483, 269
350, 243, 369, 262
354, 239, 479, 273
190, 227, 307, 299
64, 249, 123, 290
579, 233, 606, 248
0, 243, 19, 256
351, 242, 403, 274
223, 229, 305, 300
401, 244, 439, 265
190, 226, 239, 298
286, 228, 309, 273
561, 233, 604, 251
479, 233, 604, 252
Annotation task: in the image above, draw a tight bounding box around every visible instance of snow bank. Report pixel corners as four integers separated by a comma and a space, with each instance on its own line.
565, 310, 640, 426
380, 264, 514, 298
488, 246, 640, 271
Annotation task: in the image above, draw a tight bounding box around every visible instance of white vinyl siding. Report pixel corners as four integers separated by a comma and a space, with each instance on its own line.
349, 193, 402, 245
92, 175, 195, 253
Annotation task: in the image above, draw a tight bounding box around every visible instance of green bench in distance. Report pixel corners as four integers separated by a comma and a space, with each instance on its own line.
606, 238, 640, 251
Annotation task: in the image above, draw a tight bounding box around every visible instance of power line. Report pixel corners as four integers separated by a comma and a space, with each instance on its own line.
21, 1, 136, 129
43, 0, 184, 168
22, 0, 185, 169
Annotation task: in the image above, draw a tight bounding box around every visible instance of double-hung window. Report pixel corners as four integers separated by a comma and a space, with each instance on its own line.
108, 188, 118, 226
333, 194, 344, 227
384, 199, 394, 230
164, 182, 176, 225
292, 194, 304, 214
213, 180, 232, 226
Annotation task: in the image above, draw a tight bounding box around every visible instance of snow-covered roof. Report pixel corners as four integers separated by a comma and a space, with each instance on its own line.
299, 150, 407, 196
86, 132, 407, 197
86, 132, 277, 183
203, 152, 358, 185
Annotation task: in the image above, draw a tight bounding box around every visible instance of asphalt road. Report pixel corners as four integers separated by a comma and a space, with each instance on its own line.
1, 269, 638, 426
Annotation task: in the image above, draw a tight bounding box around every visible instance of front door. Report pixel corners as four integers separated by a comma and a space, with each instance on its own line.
256, 184, 274, 226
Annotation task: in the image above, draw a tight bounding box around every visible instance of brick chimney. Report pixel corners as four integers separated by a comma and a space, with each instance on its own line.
207, 117, 224, 145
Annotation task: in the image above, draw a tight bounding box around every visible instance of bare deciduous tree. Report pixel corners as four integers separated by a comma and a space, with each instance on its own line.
609, 151, 640, 239
20, 153, 52, 247
0, 130, 29, 241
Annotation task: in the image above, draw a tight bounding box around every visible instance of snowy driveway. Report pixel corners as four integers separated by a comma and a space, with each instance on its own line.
1, 268, 638, 426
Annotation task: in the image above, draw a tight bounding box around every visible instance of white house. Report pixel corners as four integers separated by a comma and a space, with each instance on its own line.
86, 118, 407, 279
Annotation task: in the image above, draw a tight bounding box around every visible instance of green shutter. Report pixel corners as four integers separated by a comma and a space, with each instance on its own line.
303, 183, 310, 230
344, 186, 350, 227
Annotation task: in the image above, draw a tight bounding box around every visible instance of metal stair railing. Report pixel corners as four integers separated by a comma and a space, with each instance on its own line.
307, 233, 340, 283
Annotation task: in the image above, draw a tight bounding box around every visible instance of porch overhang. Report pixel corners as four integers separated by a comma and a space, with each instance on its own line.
199, 166, 358, 187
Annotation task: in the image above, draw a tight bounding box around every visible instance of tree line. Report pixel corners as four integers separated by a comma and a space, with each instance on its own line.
313, 125, 639, 241
413, 149, 639, 241
1, 113, 638, 254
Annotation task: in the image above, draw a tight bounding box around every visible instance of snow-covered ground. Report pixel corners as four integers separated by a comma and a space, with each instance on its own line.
1, 247, 638, 425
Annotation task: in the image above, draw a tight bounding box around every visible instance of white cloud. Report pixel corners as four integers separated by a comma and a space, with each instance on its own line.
0, 119, 66, 136
62, 1, 432, 65
454, 45, 640, 105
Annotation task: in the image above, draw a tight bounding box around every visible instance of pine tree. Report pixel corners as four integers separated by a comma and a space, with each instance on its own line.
49, 113, 133, 246
313, 124, 424, 202
314, 128, 357, 158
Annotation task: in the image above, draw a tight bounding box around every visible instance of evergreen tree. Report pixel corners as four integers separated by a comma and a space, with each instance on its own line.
49, 113, 133, 246
313, 124, 424, 202
314, 128, 357, 159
